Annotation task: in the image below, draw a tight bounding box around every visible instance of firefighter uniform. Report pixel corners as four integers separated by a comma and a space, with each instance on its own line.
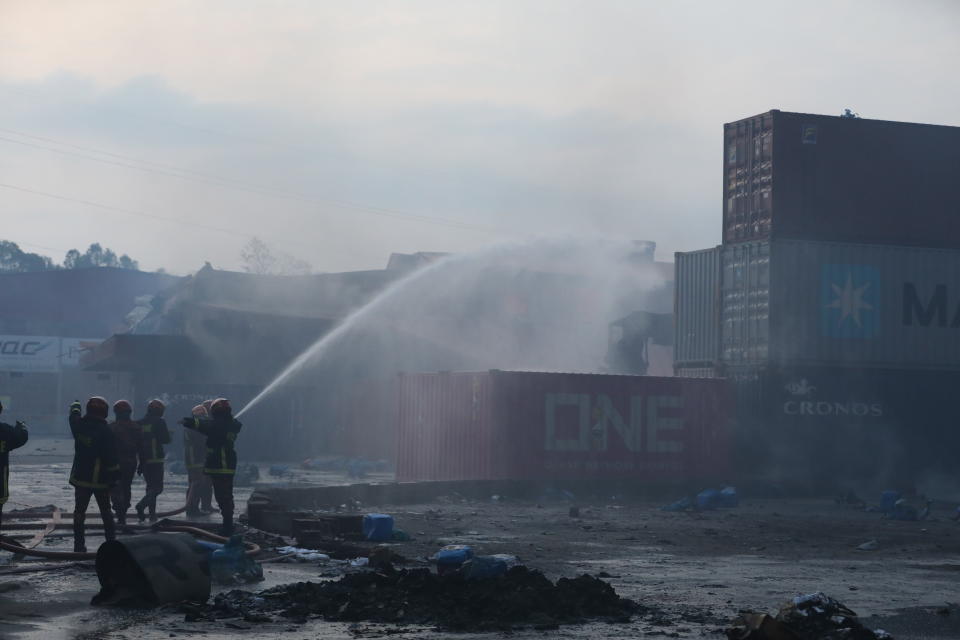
0, 406, 29, 531
70, 398, 119, 552
108, 400, 141, 527
182, 398, 241, 535
135, 400, 170, 521
184, 407, 213, 516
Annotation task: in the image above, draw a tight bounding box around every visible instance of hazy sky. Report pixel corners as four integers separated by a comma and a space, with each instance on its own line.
2, 1, 958, 274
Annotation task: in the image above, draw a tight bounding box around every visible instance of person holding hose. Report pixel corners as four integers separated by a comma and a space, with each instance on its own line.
181, 398, 242, 535
184, 403, 214, 516
108, 399, 141, 531
0, 401, 28, 533
135, 398, 170, 522
70, 397, 119, 552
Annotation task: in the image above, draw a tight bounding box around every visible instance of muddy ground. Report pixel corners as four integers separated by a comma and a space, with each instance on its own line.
2, 438, 960, 639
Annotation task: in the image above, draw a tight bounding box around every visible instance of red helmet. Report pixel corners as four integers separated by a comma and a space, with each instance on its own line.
147, 398, 166, 415
191, 404, 208, 417
113, 399, 132, 414
210, 397, 232, 417
86, 396, 109, 419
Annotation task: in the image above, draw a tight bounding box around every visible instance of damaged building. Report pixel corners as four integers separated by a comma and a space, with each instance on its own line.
0, 267, 178, 431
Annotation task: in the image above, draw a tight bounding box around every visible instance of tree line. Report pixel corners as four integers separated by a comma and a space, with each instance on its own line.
0, 240, 140, 273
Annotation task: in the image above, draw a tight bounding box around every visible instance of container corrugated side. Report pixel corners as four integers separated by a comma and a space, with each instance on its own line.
724, 110, 960, 248
768, 240, 960, 368
396, 370, 730, 483
674, 247, 721, 367
720, 242, 770, 364
396, 372, 499, 482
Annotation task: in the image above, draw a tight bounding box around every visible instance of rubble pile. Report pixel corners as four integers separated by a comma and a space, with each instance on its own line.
727, 592, 892, 640
214, 566, 636, 630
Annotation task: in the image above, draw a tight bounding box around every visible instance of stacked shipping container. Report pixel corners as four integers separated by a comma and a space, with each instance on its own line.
678, 110, 960, 485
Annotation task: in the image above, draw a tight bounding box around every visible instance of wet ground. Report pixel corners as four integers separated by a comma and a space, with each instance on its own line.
2, 438, 959, 639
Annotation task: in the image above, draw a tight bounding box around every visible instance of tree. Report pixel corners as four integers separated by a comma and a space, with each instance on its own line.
62, 243, 139, 270
240, 237, 277, 275
240, 237, 311, 275
0, 240, 56, 273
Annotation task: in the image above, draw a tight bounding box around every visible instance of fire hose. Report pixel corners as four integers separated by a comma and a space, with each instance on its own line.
0, 490, 261, 560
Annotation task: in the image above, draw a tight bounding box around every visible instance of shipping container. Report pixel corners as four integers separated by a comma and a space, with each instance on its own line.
720, 239, 960, 369
674, 247, 721, 368
723, 110, 960, 248
396, 370, 730, 484
725, 364, 960, 490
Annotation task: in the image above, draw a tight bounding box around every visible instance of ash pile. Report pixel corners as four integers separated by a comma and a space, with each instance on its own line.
728, 592, 892, 640
213, 565, 637, 631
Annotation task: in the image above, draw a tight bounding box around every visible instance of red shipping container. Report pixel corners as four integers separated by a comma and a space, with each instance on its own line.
396, 370, 730, 483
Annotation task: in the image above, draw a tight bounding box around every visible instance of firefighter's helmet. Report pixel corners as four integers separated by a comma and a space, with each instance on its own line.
210, 398, 232, 417
87, 396, 109, 419
147, 398, 166, 416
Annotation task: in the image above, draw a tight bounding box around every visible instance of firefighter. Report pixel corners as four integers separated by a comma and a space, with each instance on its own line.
0, 401, 28, 533
108, 399, 141, 530
70, 397, 119, 552
184, 404, 214, 516
135, 398, 170, 522
181, 397, 241, 535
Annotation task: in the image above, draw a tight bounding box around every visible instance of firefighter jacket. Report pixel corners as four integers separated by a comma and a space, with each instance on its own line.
183, 416, 242, 475
0, 421, 28, 505
138, 415, 170, 466
70, 410, 120, 490
183, 427, 207, 470
110, 418, 142, 466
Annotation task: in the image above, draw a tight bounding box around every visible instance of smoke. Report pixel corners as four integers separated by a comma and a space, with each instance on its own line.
237, 234, 671, 418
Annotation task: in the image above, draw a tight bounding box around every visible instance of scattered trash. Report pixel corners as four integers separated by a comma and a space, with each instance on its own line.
210, 535, 264, 584
275, 546, 330, 562
697, 488, 722, 510
885, 498, 932, 521
727, 592, 892, 639
491, 494, 503, 502
391, 529, 412, 542
434, 544, 474, 575
211, 566, 636, 630
362, 513, 394, 541
268, 464, 290, 477
880, 490, 901, 513
460, 554, 520, 580
719, 487, 739, 508
836, 489, 866, 507
661, 496, 692, 512
857, 539, 880, 551
350, 557, 369, 567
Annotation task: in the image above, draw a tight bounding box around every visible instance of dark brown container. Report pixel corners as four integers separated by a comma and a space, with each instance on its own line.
723, 110, 960, 248
396, 370, 730, 484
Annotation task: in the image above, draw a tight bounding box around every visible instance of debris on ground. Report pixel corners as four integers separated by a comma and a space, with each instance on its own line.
857, 540, 880, 551
275, 546, 330, 562
727, 592, 892, 640
210, 535, 264, 584
210, 566, 636, 630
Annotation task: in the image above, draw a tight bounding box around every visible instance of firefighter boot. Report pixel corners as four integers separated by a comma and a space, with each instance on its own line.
73, 514, 86, 553
219, 513, 233, 537
135, 498, 146, 523
102, 511, 117, 543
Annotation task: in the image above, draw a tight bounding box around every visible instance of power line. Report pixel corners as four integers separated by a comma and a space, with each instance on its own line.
0, 126, 504, 234
0, 181, 253, 239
